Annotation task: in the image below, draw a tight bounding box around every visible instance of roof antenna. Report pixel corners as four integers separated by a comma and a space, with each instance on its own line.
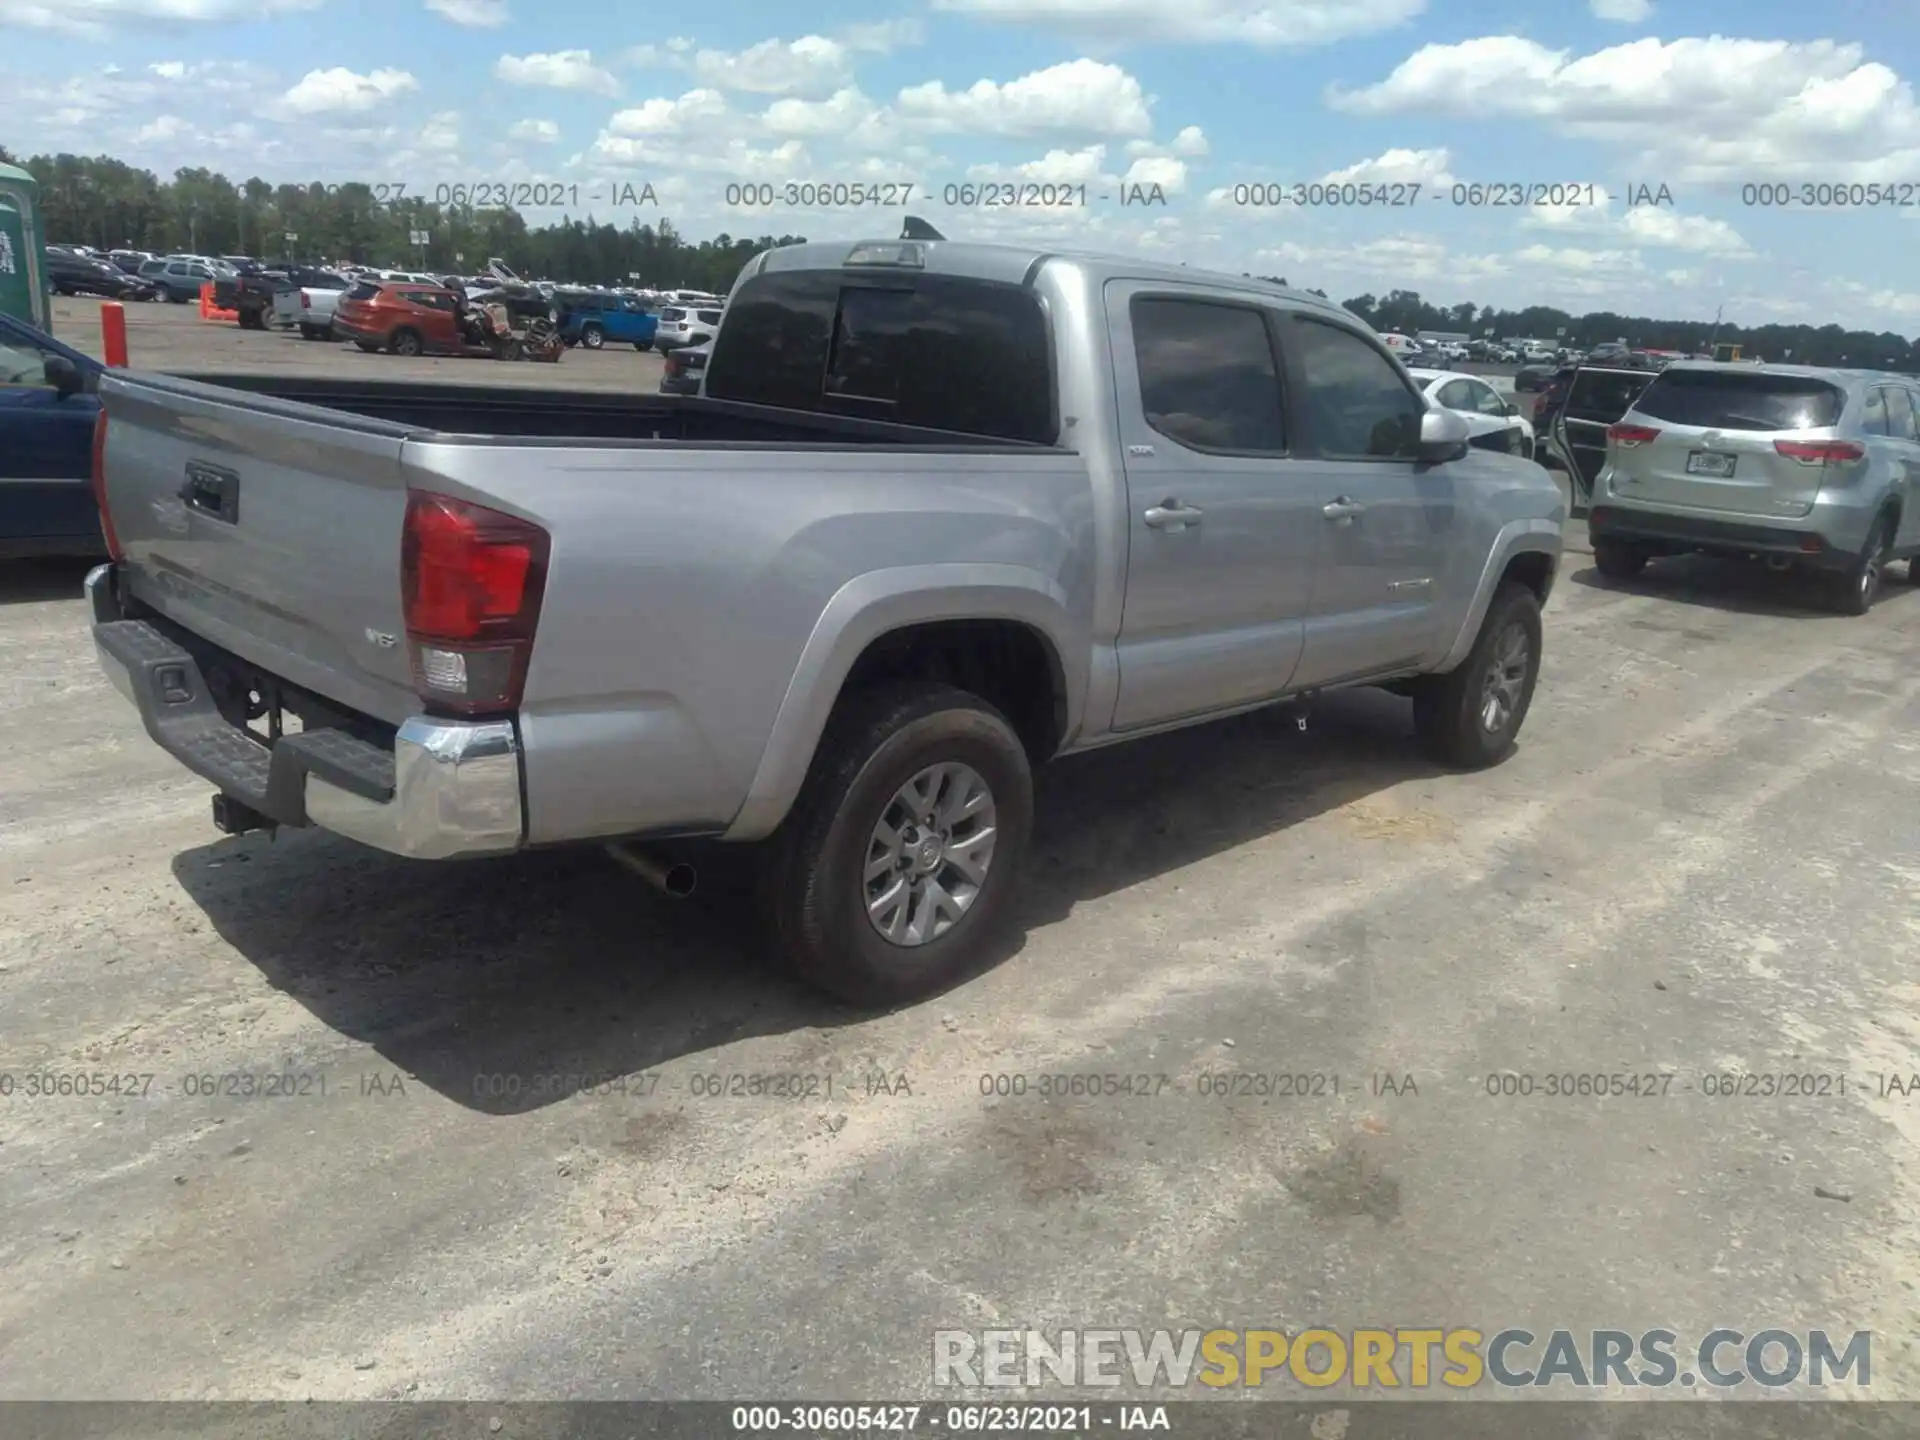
900, 216, 945, 242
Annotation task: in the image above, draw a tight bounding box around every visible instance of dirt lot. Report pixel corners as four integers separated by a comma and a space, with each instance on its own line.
3, 300, 1919, 1408
48, 293, 669, 391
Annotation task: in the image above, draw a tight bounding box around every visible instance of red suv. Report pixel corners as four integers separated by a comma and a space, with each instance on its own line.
333, 281, 465, 356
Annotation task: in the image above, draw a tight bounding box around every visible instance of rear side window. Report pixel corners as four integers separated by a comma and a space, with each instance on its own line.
660, 307, 685, 322
696, 309, 724, 325
1631, 369, 1844, 431
1887, 388, 1918, 441
345, 281, 381, 301
707, 270, 1055, 444
1863, 388, 1891, 436
1129, 297, 1285, 454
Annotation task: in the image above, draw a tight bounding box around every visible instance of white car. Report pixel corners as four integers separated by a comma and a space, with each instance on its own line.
656, 302, 725, 351
1406, 367, 1534, 460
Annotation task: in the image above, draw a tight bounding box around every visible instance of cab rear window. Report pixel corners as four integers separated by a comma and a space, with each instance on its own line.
344, 281, 382, 301
706, 269, 1055, 444
1632, 369, 1845, 431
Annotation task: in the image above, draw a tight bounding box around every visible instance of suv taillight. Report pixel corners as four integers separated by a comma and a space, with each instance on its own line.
91, 411, 122, 559
300, 292, 311, 309
1607, 423, 1660, 446
401, 491, 549, 715
1774, 439, 1865, 465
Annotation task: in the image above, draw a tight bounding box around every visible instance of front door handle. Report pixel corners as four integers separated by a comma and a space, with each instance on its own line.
1322, 497, 1365, 521
1144, 501, 1204, 530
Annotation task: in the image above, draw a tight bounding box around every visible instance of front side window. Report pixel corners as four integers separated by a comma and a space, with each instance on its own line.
0, 336, 55, 389
1886, 388, 1918, 441
1129, 296, 1285, 454
1435, 379, 1473, 409
1466, 381, 1509, 417
1289, 317, 1425, 459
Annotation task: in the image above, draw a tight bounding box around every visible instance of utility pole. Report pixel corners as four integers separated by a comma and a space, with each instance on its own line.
1706, 301, 1724, 351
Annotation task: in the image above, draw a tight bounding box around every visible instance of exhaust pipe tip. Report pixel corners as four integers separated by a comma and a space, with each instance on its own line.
605, 843, 697, 899
1765, 555, 1793, 572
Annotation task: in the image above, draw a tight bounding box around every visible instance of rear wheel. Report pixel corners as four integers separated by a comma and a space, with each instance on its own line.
580, 323, 605, 349
1592, 537, 1648, 580
389, 327, 424, 358
757, 681, 1033, 1007
634, 340, 653, 352
1410, 582, 1542, 770
1830, 514, 1893, 616
299, 324, 324, 341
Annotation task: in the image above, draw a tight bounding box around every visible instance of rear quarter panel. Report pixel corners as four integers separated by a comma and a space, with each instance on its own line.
399, 442, 1096, 844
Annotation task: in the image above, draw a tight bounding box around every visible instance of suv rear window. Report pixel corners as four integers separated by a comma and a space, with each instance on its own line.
344, 281, 382, 301
1632, 369, 1845, 431
706, 270, 1054, 444
660, 307, 685, 322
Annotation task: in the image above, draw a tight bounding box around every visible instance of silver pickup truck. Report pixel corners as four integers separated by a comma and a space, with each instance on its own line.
86, 236, 1564, 1004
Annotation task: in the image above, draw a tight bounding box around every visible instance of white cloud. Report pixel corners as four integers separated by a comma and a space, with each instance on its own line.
495, 50, 618, 95
929, 0, 1423, 47
417, 110, 460, 152
1590, 0, 1651, 18
1329, 36, 1920, 181
149, 60, 185, 78
1320, 145, 1456, 188
896, 59, 1152, 137
281, 67, 418, 115
508, 118, 560, 142
131, 114, 188, 143
844, 18, 925, 51
763, 88, 877, 137
1510, 243, 1641, 273
604, 88, 730, 136
426, 0, 508, 25
681, 37, 852, 95
1620, 206, 1751, 255
0, 0, 317, 36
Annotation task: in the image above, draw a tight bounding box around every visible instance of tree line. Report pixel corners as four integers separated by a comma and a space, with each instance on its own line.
4, 149, 804, 294
5, 149, 1912, 367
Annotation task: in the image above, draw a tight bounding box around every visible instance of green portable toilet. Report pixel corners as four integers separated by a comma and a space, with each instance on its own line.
0, 161, 51, 333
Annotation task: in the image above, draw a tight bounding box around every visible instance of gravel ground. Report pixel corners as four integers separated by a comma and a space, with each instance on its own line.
3, 300, 1917, 1410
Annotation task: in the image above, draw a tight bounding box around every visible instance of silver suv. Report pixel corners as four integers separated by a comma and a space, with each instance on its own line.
1587, 363, 1920, 614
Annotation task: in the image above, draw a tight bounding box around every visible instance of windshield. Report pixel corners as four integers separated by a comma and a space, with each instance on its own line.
1632, 369, 1845, 430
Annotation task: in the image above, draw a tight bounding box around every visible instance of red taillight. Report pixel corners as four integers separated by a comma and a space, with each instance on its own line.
401, 491, 549, 715
1608, 423, 1660, 446
1774, 439, 1865, 465
300, 292, 311, 309
91, 410, 123, 559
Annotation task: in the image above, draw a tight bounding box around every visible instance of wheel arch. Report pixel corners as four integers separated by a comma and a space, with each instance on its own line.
721, 565, 1086, 841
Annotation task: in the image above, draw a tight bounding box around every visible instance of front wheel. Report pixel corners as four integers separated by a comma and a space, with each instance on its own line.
1410, 582, 1543, 770
757, 682, 1034, 1007
580, 324, 604, 349
634, 340, 653, 352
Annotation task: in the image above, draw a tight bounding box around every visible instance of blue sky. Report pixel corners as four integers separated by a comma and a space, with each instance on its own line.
5, 0, 1919, 330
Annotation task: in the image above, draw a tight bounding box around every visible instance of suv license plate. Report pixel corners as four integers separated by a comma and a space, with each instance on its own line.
1686, 451, 1736, 477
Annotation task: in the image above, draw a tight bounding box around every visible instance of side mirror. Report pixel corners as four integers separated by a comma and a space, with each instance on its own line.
1416, 406, 1471, 463
1502, 400, 1519, 416
43, 354, 84, 398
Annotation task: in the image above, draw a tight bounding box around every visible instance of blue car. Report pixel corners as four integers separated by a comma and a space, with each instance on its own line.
0, 310, 106, 559
557, 294, 658, 351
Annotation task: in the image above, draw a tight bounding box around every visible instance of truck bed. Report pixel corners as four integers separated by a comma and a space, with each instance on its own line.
167, 372, 1064, 450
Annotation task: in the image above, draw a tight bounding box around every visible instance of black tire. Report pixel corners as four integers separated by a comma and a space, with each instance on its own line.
299, 324, 323, 341
1592, 536, 1647, 580
1830, 514, 1893, 616
1410, 582, 1543, 770
580, 323, 604, 349
1905, 553, 1920, 585
238, 307, 265, 330
634, 340, 653, 352
757, 681, 1034, 1007
389, 327, 424, 357
168, 289, 191, 304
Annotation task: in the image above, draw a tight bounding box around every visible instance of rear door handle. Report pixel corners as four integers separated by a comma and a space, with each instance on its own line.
1322, 497, 1365, 521
1144, 502, 1203, 530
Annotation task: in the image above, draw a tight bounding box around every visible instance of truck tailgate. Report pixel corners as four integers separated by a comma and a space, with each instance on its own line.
98, 371, 420, 725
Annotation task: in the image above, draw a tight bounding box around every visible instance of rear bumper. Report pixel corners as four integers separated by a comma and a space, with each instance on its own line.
87, 564, 523, 860
1586, 505, 1854, 570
